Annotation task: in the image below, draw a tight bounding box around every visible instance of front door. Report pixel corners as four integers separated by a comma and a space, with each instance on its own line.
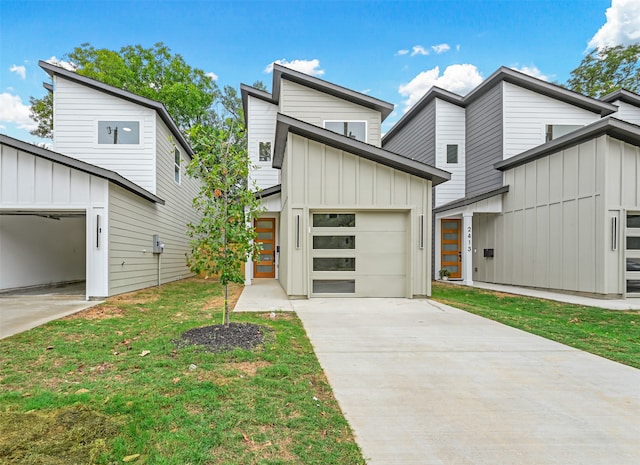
441, 219, 462, 279
254, 218, 276, 278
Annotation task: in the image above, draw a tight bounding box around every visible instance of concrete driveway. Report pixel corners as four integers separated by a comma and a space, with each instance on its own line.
292, 297, 640, 465
0, 284, 100, 339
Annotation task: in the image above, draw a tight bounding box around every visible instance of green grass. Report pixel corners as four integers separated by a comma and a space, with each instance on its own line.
0, 278, 364, 465
431, 282, 640, 369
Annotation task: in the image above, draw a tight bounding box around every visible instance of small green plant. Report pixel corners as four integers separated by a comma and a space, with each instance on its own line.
438, 269, 451, 279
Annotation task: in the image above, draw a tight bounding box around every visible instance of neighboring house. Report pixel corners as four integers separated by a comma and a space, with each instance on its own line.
0, 61, 200, 299
383, 66, 640, 299
241, 64, 450, 298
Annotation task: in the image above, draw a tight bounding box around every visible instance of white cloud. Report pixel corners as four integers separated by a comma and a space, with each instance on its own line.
0, 93, 37, 131
512, 65, 549, 81
46, 56, 76, 71
456, 44, 461, 52
588, 0, 640, 49
264, 59, 324, 76
399, 64, 483, 112
431, 43, 450, 54
396, 49, 409, 56
206, 72, 218, 81
411, 45, 429, 56
9, 65, 26, 80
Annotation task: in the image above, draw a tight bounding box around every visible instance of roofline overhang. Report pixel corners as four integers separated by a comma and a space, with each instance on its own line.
601, 88, 640, 106
240, 83, 276, 126
38, 60, 194, 158
495, 117, 640, 171
255, 184, 281, 199
0, 134, 165, 204
271, 63, 395, 121
434, 186, 510, 214
273, 113, 450, 186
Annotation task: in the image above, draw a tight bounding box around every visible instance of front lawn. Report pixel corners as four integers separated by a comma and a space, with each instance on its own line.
0, 278, 364, 465
431, 282, 640, 369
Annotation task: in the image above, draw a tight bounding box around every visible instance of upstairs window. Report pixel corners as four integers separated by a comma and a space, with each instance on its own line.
98, 121, 140, 144
545, 124, 583, 142
174, 148, 181, 184
259, 141, 271, 162
446, 144, 458, 164
324, 121, 366, 142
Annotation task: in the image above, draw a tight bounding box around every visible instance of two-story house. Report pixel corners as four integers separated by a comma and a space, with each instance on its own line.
384, 67, 640, 299
0, 61, 200, 299
241, 64, 450, 298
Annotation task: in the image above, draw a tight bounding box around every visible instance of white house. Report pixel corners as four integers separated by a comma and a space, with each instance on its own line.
0, 61, 201, 299
241, 64, 450, 298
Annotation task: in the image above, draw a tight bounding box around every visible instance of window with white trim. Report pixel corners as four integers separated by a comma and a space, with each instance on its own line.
545, 124, 583, 142
174, 147, 181, 184
324, 121, 366, 142
446, 144, 458, 164
98, 121, 140, 144
259, 141, 271, 162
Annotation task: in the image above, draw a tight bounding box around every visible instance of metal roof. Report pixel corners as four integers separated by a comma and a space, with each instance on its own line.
601, 89, 640, 106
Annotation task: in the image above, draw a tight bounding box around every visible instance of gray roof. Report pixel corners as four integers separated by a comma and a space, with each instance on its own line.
601, 88, 640, 106
0, 134, 164, 204
384, 66, 618, 145
39, 60, 194, 158
273, 113, 450, 186
256, 184, 281, 199
495, 117, 640, 171
433, 186, 510, 214
241, 63, 395, 123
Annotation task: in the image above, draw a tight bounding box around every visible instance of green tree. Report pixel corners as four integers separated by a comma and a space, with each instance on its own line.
30, 42, 220, 138
186, 122, 264, 325
567, 43, 640, 98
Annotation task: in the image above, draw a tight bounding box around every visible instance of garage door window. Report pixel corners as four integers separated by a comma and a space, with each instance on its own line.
312, 280, 356, 293
313, 213, 355, 227
313, 236, 355, 249
313, 257, 356, 271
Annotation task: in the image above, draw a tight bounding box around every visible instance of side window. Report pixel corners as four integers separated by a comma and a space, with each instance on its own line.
324, 121, 366, 142
259, 142, 271, 162
174, 148, 181, 184
98, 121, 140, 144
545, 124, 582, 142
446, 144, 458, 164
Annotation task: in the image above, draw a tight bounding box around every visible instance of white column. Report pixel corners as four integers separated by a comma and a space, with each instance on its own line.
462, 213, 474, 286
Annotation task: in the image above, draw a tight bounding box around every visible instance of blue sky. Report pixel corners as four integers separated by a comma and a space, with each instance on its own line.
1, 0, 639, 144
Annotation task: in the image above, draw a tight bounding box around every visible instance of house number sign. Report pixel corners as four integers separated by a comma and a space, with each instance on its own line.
467, 225, 472, 253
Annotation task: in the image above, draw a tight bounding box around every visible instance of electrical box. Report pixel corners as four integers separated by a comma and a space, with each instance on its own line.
153, 234, 165, 254
483, 248, 494, 258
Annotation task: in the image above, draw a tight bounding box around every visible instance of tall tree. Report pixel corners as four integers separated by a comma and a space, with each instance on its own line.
567, 44, 640, 98
30, 42, 220, 138
186, 121, 264, 325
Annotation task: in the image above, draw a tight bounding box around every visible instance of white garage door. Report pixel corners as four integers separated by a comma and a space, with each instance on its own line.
310, 211, 408, 297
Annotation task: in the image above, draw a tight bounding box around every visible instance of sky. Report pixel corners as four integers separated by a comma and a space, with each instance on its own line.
1, 0, 639, 145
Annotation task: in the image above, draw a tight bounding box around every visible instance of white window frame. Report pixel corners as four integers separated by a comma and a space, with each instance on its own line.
446, 144, 459, 164
544, 124, 584, 143
259, 141, 272, 162
323, 120, 367, 143
174, 147, 181, 184
94, 119, 144, 148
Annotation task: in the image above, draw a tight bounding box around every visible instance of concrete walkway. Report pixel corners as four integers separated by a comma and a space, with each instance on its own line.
234, 281, 640, 465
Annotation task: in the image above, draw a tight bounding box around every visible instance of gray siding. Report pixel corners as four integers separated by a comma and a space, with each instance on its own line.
466, 83, 503, 197
108, 120, 200, 296
382, 100, 436, 165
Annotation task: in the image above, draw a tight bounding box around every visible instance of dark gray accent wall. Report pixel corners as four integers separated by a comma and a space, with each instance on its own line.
465, 82, 503, 197
382, 100, 436, 165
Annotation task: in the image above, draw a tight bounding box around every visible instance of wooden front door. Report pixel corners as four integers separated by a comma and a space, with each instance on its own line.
254, 218, 276, 278
441, 219, 462, 279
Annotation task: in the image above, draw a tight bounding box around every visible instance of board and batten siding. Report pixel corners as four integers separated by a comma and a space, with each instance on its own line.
473, 136, 621, 296
0, 142, 109, 296
280, 133, 432, 297
465, 82, 503, 197
52, 76, 157, 193
279, 80, 383, 147
247, 95, 279, 190
107, 120, 200, 296
502, 82, 601, 160
382, 99, 436, 164
435, 99, 466, 207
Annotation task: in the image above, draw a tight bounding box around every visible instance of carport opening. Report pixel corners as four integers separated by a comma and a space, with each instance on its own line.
0, 211, 86, 295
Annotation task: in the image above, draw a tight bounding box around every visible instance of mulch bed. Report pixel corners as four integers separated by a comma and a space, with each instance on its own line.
176, 322, 267, 353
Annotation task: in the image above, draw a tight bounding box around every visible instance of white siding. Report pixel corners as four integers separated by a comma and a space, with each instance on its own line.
0, 143, 109, 297
107, 119, 200, 296
53, 76, 157, 193
434, 99, 465, 206
611, 100, 640, 125
502, 82, 601, 160
280, 80, 383, 147
247, 96, 279, 190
